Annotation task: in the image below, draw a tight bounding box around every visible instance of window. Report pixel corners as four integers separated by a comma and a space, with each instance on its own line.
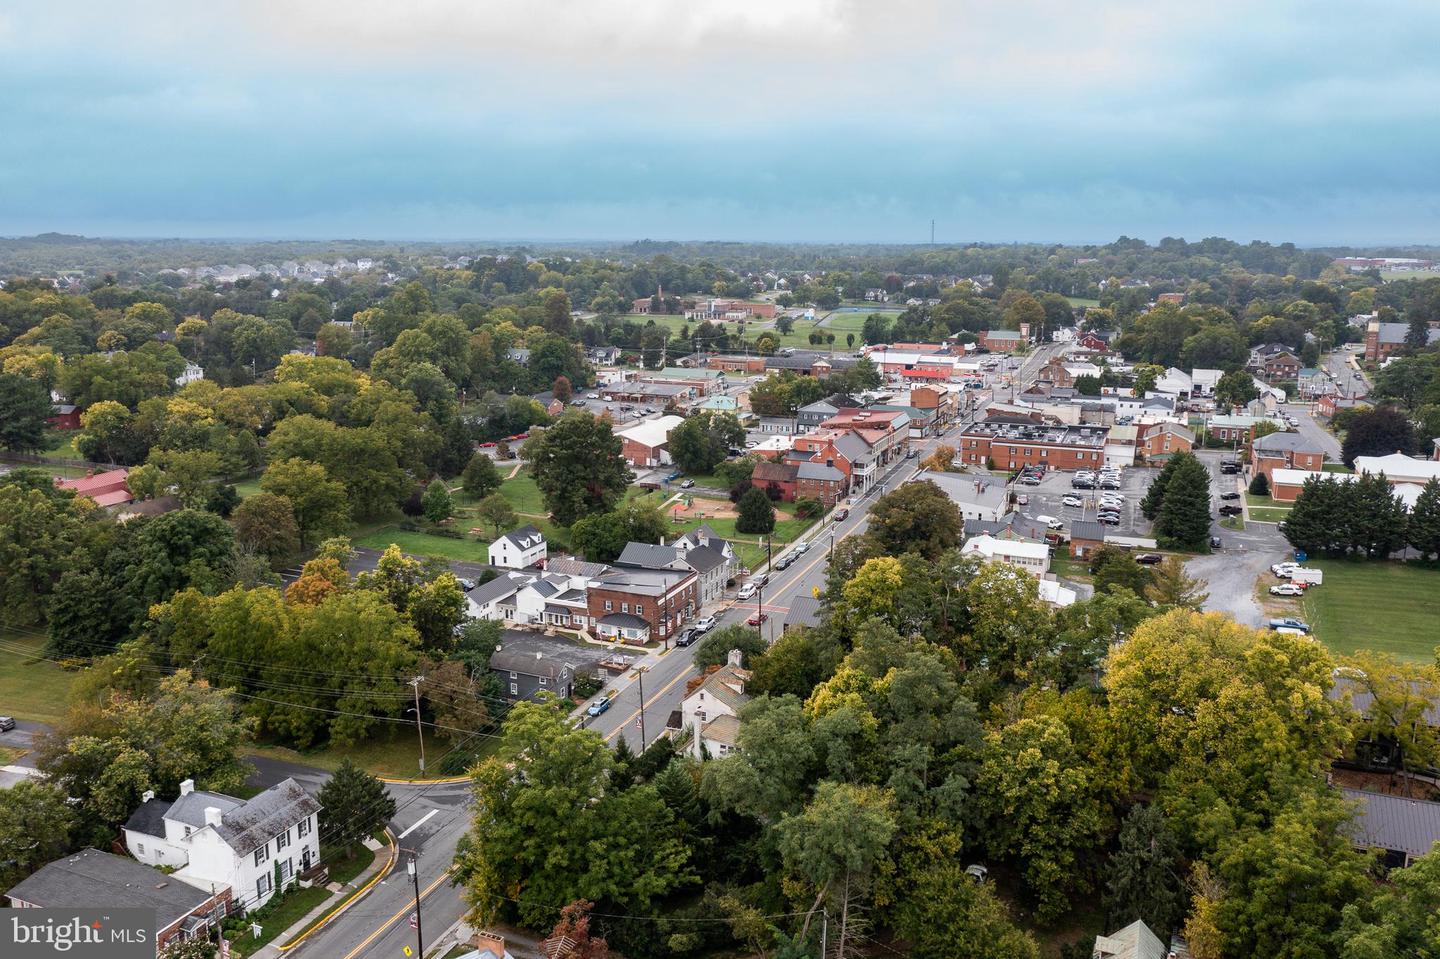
509, 671, 517, 680
276, 830, 290, 852
604, 600, 613, 612
254, 844, 269, 866
184, 826, 192, 837
137, 843, 145, 854
635, 604, 644, 616
509, 683, 518, 695
256, 872, 272, 899
280, 859, 293, 884
621, 602, 629, 613
538, 677, 547, 686
297, 817, 311, 839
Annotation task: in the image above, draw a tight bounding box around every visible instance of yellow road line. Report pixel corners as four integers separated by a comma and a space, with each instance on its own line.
278, 829, 398, 951
337, 866, 457, 959
604, 667, 694, 743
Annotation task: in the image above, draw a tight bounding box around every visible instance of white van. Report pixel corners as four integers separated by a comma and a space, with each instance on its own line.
1034, 515, 1065, 530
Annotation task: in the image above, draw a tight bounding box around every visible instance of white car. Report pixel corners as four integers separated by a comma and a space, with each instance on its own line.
1062, 494, 1084, 508
586, 393, 599, 399
1271, 563, 1300, 578
792, 541, 810, 555
1270, 583, 1306, 597
1099, 496, 1125, 508
737, 583, 757, 600
744, 441, 759, 449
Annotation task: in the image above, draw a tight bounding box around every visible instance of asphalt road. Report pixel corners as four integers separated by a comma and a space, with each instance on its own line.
1324, 345, 1369, 399
1188, 450, 1291, 626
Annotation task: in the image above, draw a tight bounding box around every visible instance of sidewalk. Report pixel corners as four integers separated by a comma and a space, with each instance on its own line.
251, 834, 394, 959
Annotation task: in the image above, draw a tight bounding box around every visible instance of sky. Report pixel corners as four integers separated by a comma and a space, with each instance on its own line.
2, 0, 1439, 245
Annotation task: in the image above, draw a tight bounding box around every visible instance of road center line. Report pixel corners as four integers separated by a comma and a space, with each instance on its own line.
396, 808, 438, 840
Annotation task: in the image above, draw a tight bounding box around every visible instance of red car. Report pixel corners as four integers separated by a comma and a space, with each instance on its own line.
508, 432, 529, 441
746, 613, 768, 627
478, 441, 496, 448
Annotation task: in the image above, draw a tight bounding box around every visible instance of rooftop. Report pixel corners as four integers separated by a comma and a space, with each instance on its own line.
962, 416, 1109, 448
1342, 787, 1440, 859
6, 848, 215, 920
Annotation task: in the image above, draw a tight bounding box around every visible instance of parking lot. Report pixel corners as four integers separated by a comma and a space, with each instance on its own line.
1015, 463, 1159, 538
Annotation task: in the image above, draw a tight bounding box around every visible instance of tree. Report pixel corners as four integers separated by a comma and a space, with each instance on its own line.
1408, 477, 1440, 560
1340, 652, 1440, 793
1341, 406, 1417, 465
75, 400, 149, 465
475, 493, 518, 537
668, 411, 745, 475
1248, 471, 1270, 496
522, 414, 632, 526
260, 458, 350, 546
1405, 313, 1430, 352
1214, 369, 1259, 411
1132, 363, 1162, 397
1105, 805, 1183, 937
736, 486, 776, 534
961, 564, 1052, 683
0, 780, 77, 890
1337, 847, 1440, 959
0, 477, 92, 626
1090, 544, 1153, 596
316, 758, 397, 854
1154, 454, 1214, 550
148, 448, 224, 509
0, 372, 52, 452
1346, 470, 1409, 558
1074, 374, 1102, 396
865, 480, 961, 559
552, 374, 573, 403
461, 451, 502, 498
921, 445, 955, 472
231, 492, 300, 563
421, 478, 453, 523
692, 624, 767, 669
748, 628, 843, 699
546, 901, 610, 959
1146, 555, 1209, 609
568, 500, 668, 563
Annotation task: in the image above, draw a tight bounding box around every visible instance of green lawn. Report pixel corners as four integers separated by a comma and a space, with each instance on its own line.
1065, 296, 1101, 308
250, 729, 500, 779
1300, 561, 1440, 662
1248, 507, 1292, 522
496, 470, 549, 517
233, 476, 263, 499
353, 527, 489, 562
232, 886, 332, 957
662, 505, 817, 569
1322, 463, 1353, 473
41, 431, 82, 460
323, 838, 380, 887
0, 629, 79, 724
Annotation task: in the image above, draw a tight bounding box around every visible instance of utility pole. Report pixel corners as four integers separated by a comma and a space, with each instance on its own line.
820, 907, 829, 959
408, 676, 426, 776
636, 666, 647, 747
407, 854, 424, 959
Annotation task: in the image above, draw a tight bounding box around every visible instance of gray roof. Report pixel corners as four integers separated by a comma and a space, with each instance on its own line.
616, 542, 682, 570
527, 579, 560, 599
489, 630, 603, 678
1093, 920, 1169, 959
545, 557, 609, 578
1342, 787, 1440, 859
1372, 322, 1440, 346
596, 565, 692, 595
831, 432, 870, 462
784, 595, 824, 630
599, 612, 650, 630
506, 348, 531, 363
467, 572, 532, 606
1330, 676, 1440, 726
123, 796, 172, 838
160, 790, 245, 832
6, 848, 215, 919
1070, 520, 1106, 542
1253, 431, 1321, 454
681, 544, 727, 575
496, 525, 544, 550
796, 462, 845, 482
211, 778, 320, 857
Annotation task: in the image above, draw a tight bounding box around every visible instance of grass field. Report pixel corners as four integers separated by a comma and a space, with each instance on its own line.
1323, 463, 1353, 473
1381, 269, 1440, 281
249, 725, 500, 779
352, 527, 488, 562
0, 629, 78, 724
41, 432, 83, 460
1245, 491, 1291, 523
233, 476, 263, 499
1065, 296, 1101, 309
1300, 561, 1440, 662
232, 885, 332, 956
661, 501, 817, 569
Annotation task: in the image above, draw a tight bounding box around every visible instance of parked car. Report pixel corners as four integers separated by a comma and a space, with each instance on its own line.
570, 399, 586, 407
793, 541, 810, 555
1220, 462, 1241, 474
747, 612, 769, 627
694, 615, 717, 633
586, 393, 599, 399
1210, 535, 1223, 548
1268, 617, 1311, 634
1270, 583, 1306, 596
1062, 494, 1084, 508
834, 507, 849, 521
1013, 495, 1028, 507
1098, 514, 1121, 525
456, 577, 477, 592
737, 583, 757, 600
728, 447, 743, 457
680, 479, 696, 489
774, 554, 795, 570
0, 716, 15, 732
675, 628, 699, 647
745, 441, 759, 449
1218, 504, 1243, 516
1134, 553, 1163, 565
586, 696, 613, 717
1272, 562, 1300, 576
1035, 515, 1064, 530
905, 448, 918, 459
1220, 491, 1241, 500
1071, 478, 1095, 489
1018, 474, 1042, 486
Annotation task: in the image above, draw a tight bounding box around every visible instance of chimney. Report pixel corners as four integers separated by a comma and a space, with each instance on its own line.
727, 648, 743, 668
204, 806, 223, 827
179, 779, 195, 796
473, 931, 508, 959
142, 789, 156, 804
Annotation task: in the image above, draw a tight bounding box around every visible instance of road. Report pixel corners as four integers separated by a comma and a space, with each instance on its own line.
1324, 345, 1369, 399
1188, 450, 1290, 627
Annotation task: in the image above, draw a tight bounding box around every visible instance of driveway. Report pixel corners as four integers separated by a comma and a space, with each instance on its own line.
1189, 450, 1292, 626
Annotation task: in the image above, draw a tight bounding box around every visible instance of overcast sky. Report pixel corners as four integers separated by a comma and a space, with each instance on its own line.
3, 1, 1438, 244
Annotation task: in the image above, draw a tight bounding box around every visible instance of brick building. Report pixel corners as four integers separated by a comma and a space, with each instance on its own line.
977, 323, 1031, 353
795, 461, 847, 506
587, 566, 697, 644
1365, 318, 1440, 361
614, 415, 685, 468
1251, 431, 1327, 483
751, 460, 799, 501
957, 416, 1109, 470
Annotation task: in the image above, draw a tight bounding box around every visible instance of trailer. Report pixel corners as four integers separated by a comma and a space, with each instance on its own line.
1290, 568, 1323, 586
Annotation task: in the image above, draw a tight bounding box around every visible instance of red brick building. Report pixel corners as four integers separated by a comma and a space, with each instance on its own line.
977, 323, 1031, 353
1251, 432, 1327, 483
751, 460, 799, 501
1138, 422, 1195, 460
957, 416, 1109, 470
587, 566, 698, 644
795, 462, 847, 506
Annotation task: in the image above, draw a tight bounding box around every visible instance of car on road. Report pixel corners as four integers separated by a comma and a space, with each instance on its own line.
773, 554, 794, 570
1220, 462, 1241, 474
680, 478, 696, 489
1220, 491, 1240, 500
1268, 617, 1311, 634
1210, 535, 1223, 549
586, 696, 613, 717
1218, 504, 1243, 516
747, 612, 769, 627
694, 615, 717, 633
793, 541, 809, 555
1134, 553, 1163, 564
737, 583, 757, 600
0, 716, 15, 732
1270, 583, 1306, 597
745, 441, 759, 449
834, 507, 849, 520
906, 448, 918, 459
675, 628, 699, 647
1062, 494, 1084, 508
1013, 494, 1028, 506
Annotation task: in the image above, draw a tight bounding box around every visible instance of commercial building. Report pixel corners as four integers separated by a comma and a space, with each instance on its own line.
957, 415, 1110, 470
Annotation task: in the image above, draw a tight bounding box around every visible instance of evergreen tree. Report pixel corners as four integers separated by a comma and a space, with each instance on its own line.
421, 478, 453, 523
1408, 477, 1440, 561
1154, 455, 1213, 550
1141, 453, 1185, 520
735, 486, 776, 534
1285, 475, 1344, 556
1404, 313, 1430, 352
317, 759, 397, 854
1248, 472, 1270, 496
1346, 471, 1408, 558
1105, 805, 1183, 938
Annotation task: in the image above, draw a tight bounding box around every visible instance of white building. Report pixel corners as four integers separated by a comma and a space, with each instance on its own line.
679, 650, 750, 760
1352, 453, 1440, 486
174, 362, 205, 387
1190, 368, 1222, 396
123, 778, 320, 912
961, 534, 1051, 576
925, 472, 1009, 522
487, 525, 547, 569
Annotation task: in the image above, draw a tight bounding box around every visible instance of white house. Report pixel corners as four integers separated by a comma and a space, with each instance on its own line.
174, 362, 205, 387
1154, 367, 1192, 396
961, 534, 1051, 576
1352, 453, 1440, 486
679, 650, 750, 760
123, 778, 321, 912
488, 525, 547, 569
1190, 368, 1222, 396
925, 472, 1008, 522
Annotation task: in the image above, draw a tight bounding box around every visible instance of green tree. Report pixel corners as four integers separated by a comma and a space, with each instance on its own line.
1345, 470, 1408, 558
355, 545, 466, 653
1248, 471, 1270, 496
1131, 363, 1162, 397
668, 411, 745, 475
1146, 555, 1209, 609
316, 758, 397, 854
0, 477, 91, 625
1074, 374, 1102, 396
1337, 846, 1440, 959
474, 492, 518, 537
421, 478, 453, 523
961, 563, 1052, 683
461, 451, 502, 498
521, 414, 632, 526
1341, 406, 1417, 465
569, 500, 668, 563
1090, 544, 1153, 596
1105, 804, 1183, 937
735, 486, 776, 534
0, 780, 77, 890
0, 372, 52, 452
260, 458, 350, 546
865, 480, 962, 559
1408, 477, 1440, 560
692, 624, 767, 669
1214, 369, 1260, 411
455, 702, 693, 927
1154, 453, 1214, 550
748, 628, 843, 699
1341, 652, 1440, 792
231, 492, 300, 563
148, 448, 224, 508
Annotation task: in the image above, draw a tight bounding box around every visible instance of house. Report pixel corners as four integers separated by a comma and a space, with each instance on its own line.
1251, 432, 1327, 483
489, 630, 601, 701
1352, 452, 1440, 486
1075, 329, 1116, 353
456, 932, 516, 959
57, 468, 133, 508
616, 526, 737, 605
505, 348, 531, 365
488, 525, 548, 569
1190, 368, 1222, 396
1317, 394, 1367, 419
1092, 919, 1170, 959
958, 416, 1110, 470
924, 471, 1009, 522
783, 595, 825, 633
464, 571, 538, 621
5, 848, 232, 955
587, 565, 697, 644
977, 324, 1030, 353
751, 460, 799, 501
48, 403, 82, 430
1068, 520, 1106, 559
1138, 422, 1195, 461
1341, 787, 1440, 868
123, 777, 320, 912
1364, 318, 1440, 362
679, 650, 750, 759
1154, 367, 1192, 396
1249, 344, 1301, 381
961, 534, 1051, 576
755, 415, 797, 435
615, 415, 685, 468
600, 381, 698, 405
1205, 414, 1284, 444
795, 461, 847, 506
174, 362, 205, 387
1297, 367, 1332, 399
1037, 576, 1078, 607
